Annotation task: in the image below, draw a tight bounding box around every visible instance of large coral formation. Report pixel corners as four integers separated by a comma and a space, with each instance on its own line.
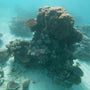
6, 6, 83, 88
9, 17, 33, 37
25, 6, 82, 43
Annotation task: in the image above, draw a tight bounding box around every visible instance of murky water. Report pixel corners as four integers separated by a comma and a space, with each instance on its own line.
0, 0, 90, 90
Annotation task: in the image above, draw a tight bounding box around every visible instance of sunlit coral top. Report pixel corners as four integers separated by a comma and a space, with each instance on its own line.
24, 18, 37, 27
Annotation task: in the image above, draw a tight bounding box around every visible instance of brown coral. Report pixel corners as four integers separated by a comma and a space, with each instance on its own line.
6, 6, 83, 88
25, 18, 37, 27
26, 6, 82, 43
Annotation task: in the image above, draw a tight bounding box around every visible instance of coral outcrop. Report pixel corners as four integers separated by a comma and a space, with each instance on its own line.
74, 25, 90, 61
9, 17, 33, 37
0, 48, 9, 62
74, 36, 90, 61
0, 33, 3, 47
79, 25, 90, 38
22, 80, 30, 90
7, 81, 20, 90
6, 39, 31, 63
6, 6, 83, 88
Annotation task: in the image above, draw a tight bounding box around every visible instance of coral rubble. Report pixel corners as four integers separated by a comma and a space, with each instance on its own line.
6, 6, 83, 88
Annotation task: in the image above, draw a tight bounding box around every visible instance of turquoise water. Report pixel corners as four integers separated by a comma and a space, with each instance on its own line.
0, 0, 90, 24
0, 0, 90, 90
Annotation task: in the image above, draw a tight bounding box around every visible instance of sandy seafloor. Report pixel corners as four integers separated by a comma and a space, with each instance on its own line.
0, 2, 90, 90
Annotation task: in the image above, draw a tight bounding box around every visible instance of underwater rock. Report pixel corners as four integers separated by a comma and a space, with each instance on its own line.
7, 81, 20, 90
9, 16, 33, 37
0, 48, 9, 62
22, 80, 30, 90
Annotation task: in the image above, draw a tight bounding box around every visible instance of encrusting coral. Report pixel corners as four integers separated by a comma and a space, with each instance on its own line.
6, 6, 83, 88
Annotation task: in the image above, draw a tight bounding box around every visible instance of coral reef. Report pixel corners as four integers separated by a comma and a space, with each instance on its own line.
74, 36, 90, 61
7, 81, 20, 90
0, 48, 9, 62
0, 33, 3, 47
6, 39, 31, 63
22, 80, 30, 90
9, 17, 33, 37
74, 25, 90, 61
79, 25, 90, 38
6, 6, 83, 88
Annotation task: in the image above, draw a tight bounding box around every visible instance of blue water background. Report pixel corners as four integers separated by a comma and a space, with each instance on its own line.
0, 0, 90, 24
0, 0, 90, 90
